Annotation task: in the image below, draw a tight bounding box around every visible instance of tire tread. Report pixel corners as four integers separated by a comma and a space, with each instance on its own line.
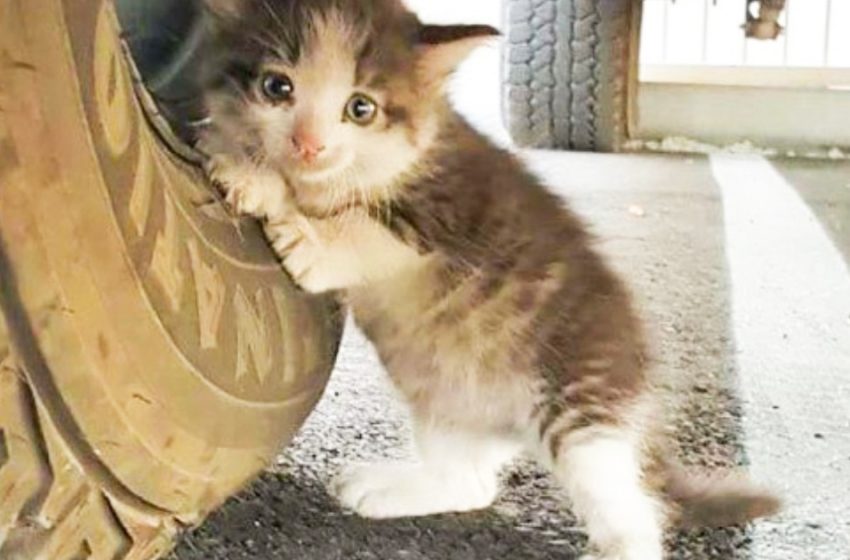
0, 358, 177, 560
504, 0, 635, 151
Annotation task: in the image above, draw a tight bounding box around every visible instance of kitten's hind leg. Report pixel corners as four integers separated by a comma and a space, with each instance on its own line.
549, 427, 665, 560
333, 423, 520, 519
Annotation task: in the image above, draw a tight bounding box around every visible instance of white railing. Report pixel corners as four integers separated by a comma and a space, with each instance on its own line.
640, 0, 850, 88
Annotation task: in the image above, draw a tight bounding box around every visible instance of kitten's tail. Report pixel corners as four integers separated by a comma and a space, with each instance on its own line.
664, 464, 782, 528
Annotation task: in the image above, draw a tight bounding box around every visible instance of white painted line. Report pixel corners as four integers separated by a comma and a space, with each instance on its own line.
711, 155, 850, 559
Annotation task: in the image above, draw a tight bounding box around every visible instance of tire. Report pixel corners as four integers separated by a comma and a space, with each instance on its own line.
0, 1, 341, 559
502, 0, 642, 151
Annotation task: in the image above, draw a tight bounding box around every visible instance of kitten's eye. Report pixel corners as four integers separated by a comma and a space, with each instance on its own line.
260, 72, 294, 104
344, 94, 378, 126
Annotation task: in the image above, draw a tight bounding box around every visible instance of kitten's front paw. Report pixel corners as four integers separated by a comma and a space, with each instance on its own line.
333, 464, 430, 519
204, 156, 289, 219
332, 463, 497, 519
265, 217, 336, 294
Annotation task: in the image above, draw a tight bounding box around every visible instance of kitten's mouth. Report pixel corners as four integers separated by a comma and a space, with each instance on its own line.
286, 154, 353, 184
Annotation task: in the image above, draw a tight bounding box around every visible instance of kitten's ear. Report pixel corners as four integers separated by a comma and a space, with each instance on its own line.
416, 24, 500, 87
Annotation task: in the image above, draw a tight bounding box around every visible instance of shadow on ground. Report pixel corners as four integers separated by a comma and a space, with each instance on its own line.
170, 468, 752, 560
171, 471, 583, 560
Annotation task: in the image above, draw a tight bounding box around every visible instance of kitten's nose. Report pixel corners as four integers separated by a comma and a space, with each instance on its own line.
291, 134, 326, 164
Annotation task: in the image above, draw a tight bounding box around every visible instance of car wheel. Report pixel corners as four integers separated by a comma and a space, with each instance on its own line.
0, 1, 342, 558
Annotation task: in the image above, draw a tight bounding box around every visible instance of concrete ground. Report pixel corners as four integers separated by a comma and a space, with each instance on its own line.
170, 3, 850, 558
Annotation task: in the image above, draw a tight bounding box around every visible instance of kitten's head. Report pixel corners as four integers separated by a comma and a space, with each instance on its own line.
200, 0, 497, 214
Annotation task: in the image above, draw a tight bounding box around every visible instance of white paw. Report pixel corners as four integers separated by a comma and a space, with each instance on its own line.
333, 464, 417, 519
282, 243, 328, 294
205, 156, 289, 219
332, 463, 497, 519
265, 216, 360, 294
265, 218, 336, 294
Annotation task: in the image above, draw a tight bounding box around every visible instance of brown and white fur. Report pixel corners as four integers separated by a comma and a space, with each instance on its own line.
199, 1, 780, 558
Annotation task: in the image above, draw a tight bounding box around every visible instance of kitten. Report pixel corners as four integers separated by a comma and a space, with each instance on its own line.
198, 1, 781, 558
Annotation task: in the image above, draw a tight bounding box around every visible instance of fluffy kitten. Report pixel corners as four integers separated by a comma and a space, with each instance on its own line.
198, 1, 780, 558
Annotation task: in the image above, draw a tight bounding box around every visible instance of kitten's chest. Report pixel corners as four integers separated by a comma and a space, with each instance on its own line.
347, 266, 539, 428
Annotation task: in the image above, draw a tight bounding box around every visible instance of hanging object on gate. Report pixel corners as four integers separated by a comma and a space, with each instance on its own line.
744, 0, 787, 40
